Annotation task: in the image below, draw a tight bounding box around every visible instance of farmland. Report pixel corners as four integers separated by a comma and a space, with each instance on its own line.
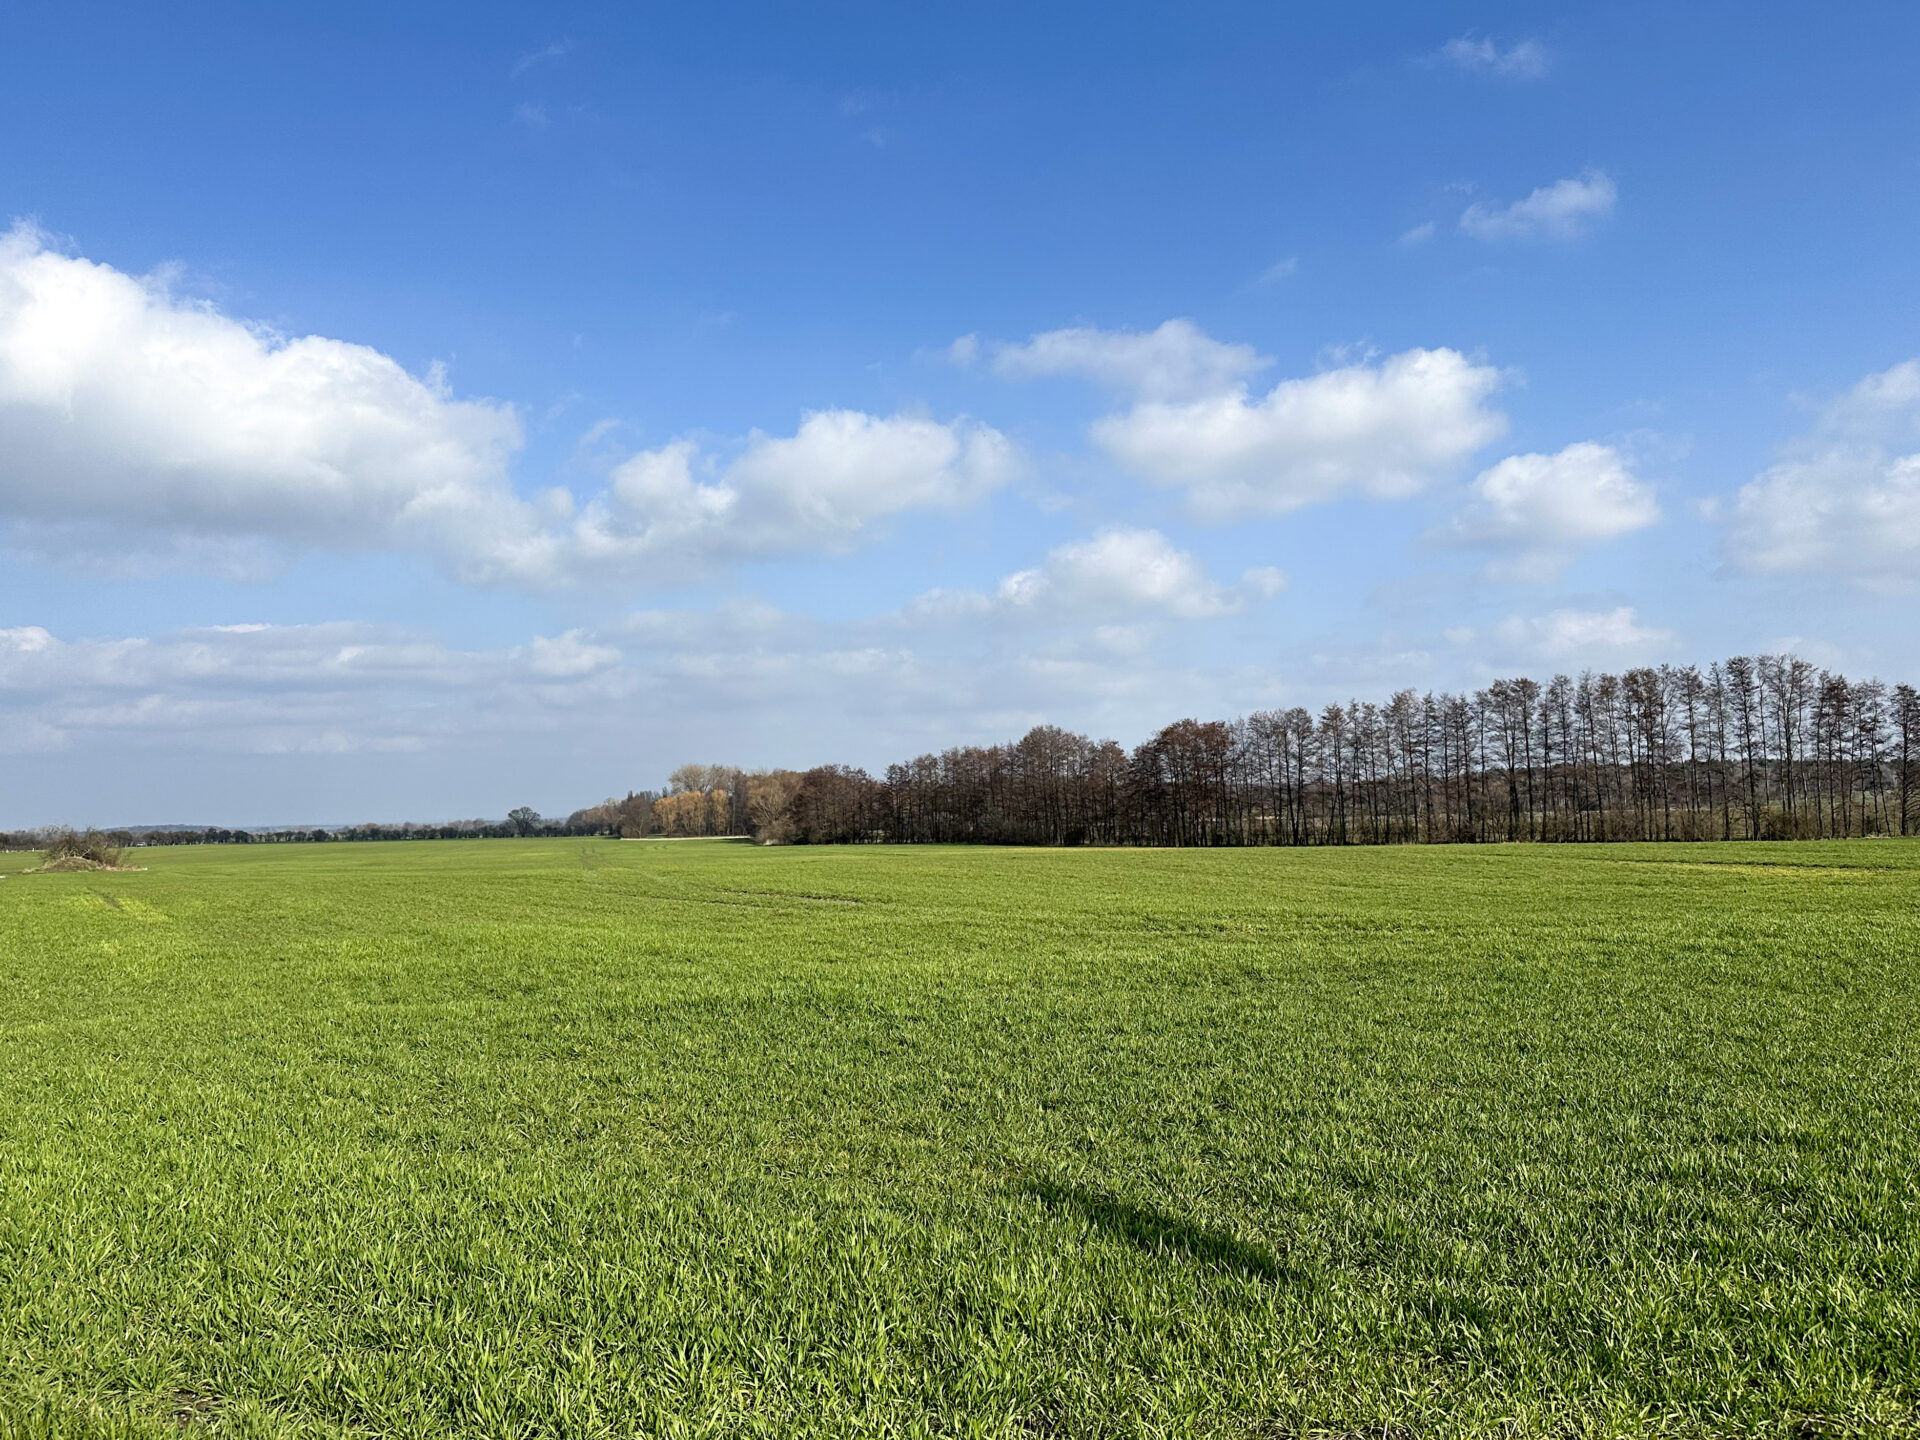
0, 839, 1916, 1438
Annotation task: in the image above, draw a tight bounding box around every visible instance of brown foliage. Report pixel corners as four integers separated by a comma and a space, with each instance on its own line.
746, 770, 804, 843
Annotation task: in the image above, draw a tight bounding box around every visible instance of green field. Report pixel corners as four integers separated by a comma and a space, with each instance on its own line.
1, 838, 1916, 1438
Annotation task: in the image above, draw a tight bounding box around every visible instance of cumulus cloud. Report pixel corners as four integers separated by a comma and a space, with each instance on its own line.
975, 319, 1268, 402
1440, 442, 1659, 578
0, 223, 541, 577
1493, 606, 1674, 660
961, 320, 1504, 519
1438, 36, 1551, 80
1459, 171, 1616, 242
563, 411, 1015, 580
910, 528, 1264, 623
1091, 345, 1506, 519
1726, 360, 1920, 588
0, 226, 1013, 587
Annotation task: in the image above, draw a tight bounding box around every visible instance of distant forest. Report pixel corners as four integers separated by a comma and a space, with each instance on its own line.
592, 653, 1920, 847
6, 655, 1915, 851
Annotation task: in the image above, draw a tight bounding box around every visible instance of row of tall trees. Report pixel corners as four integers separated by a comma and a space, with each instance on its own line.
747, 656, 1920, 847
19, 654, 1906, 852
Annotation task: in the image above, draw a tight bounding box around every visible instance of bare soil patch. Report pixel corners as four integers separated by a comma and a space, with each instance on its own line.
169, 1388, 221, 1427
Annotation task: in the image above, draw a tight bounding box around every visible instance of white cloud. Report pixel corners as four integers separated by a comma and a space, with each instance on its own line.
0, 625, 55, 655
0, 223, 534, 575
1438, 37, 1551, 80
4, 523, 289, 582
964, 322, 1504, 520
525, 631, 622, 678
911, 528, 1253, 623
1726, 360, 1920, 589
1006, 528, 1239, 618
0, 598, 1726, 824
1399, 222, 1437, 247
1091, 345, 1506, 519
616, 595, 797, 648
1440, 442, 1659, 579
1093, 624, 1151, 656
1459, 171, 1616, 242
982, 319, 1268, 402
510, 39, 572, 79
0, 601, 1573, 787
1242, 565, 1288, 597
0, 605, 1259, 795
1254, 257, 1299, 286
0, 226, 1011, 587
564, 410, 1015, 580
1494, 606, 1674, 660
0, 621, 640, 757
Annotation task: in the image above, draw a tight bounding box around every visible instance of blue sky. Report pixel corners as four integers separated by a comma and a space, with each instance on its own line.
3, 1, 1918, 825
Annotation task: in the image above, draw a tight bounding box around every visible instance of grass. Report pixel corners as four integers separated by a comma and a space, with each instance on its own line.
0, 837, 1916, 1438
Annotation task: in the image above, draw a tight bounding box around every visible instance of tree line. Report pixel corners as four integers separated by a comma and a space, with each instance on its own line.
7, 655, 1914, 851
661, 655, 1920, 847
0, 816, 567, 850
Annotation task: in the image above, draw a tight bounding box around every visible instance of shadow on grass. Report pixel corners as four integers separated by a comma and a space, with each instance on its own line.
1026, 1178, 1284, 1281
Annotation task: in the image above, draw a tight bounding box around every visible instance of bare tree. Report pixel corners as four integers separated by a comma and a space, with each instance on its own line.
693, 653, 1912, 851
